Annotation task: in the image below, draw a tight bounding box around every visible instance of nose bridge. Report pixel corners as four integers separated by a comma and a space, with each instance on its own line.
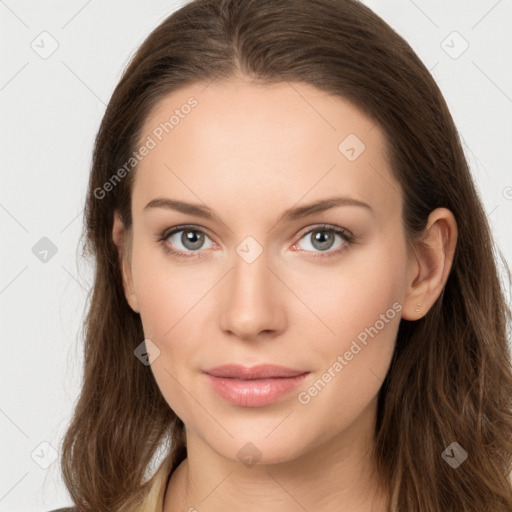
232, 245, 270, 300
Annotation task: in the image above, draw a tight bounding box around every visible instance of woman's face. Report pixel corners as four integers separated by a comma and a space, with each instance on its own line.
116, 77, 416, 464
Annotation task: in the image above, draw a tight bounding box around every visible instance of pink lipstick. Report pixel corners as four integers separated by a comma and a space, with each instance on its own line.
203, 364, 310, 407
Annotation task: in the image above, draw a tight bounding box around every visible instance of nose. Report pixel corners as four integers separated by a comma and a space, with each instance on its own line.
218, 247, 286, 342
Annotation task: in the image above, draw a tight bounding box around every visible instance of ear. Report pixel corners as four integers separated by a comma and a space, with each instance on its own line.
401, 207, 458, 320
112, 211, 140, 314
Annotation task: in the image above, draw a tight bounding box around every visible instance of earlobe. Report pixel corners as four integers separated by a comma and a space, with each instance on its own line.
401, 208, 458, 321
112, 211, 140, 314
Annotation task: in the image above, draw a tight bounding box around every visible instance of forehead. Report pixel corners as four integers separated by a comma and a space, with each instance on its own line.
132, 78, 401, 221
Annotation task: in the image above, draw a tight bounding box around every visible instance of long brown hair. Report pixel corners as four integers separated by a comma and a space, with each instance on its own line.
60, 0, 512, 510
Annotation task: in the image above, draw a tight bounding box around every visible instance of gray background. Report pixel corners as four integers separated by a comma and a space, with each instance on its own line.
1, 0, 511, 510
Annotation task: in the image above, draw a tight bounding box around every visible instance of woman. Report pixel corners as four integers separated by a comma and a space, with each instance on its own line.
52, 0, 512, 511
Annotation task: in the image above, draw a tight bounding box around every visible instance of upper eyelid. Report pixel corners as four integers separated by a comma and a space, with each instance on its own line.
162, 224, 215, 242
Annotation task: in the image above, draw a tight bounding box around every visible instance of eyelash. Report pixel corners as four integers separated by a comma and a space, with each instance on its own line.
156, 223, 355, 260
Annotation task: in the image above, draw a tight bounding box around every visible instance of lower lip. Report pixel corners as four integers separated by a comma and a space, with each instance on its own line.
204, 372, 310, 407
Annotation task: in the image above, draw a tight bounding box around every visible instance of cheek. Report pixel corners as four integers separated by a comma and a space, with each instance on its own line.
131, 252, 203, 423
293, 287, 400, 442
293, 242, 404, 401
292, 241, 406, 344
131, 243, 203, 338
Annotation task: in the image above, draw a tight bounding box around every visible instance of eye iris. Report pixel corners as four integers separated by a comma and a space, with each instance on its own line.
311, 230, 335, 251
182, 230, 204, 250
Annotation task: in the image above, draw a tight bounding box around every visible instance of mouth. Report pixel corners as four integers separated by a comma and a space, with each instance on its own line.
203, 364, 310, 407
203, 363, 308, 379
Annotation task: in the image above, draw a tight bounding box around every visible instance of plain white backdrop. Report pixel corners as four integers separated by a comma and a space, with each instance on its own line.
0, 0, 511, 510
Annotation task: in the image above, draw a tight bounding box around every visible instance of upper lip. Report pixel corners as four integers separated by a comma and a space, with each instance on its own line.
203, 364, 308, 379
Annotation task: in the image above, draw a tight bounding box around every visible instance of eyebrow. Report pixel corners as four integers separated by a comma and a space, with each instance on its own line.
143, 196, 373, 223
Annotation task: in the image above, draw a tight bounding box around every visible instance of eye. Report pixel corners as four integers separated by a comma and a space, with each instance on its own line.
157, 223, 354, 260
292, 224, 354, 258
158, 225, 216, 259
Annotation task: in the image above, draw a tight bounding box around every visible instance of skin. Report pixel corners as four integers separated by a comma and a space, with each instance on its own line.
112, 76, 457, 512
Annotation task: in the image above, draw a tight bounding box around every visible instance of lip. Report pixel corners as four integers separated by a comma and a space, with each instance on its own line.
203, 364, 310, 407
